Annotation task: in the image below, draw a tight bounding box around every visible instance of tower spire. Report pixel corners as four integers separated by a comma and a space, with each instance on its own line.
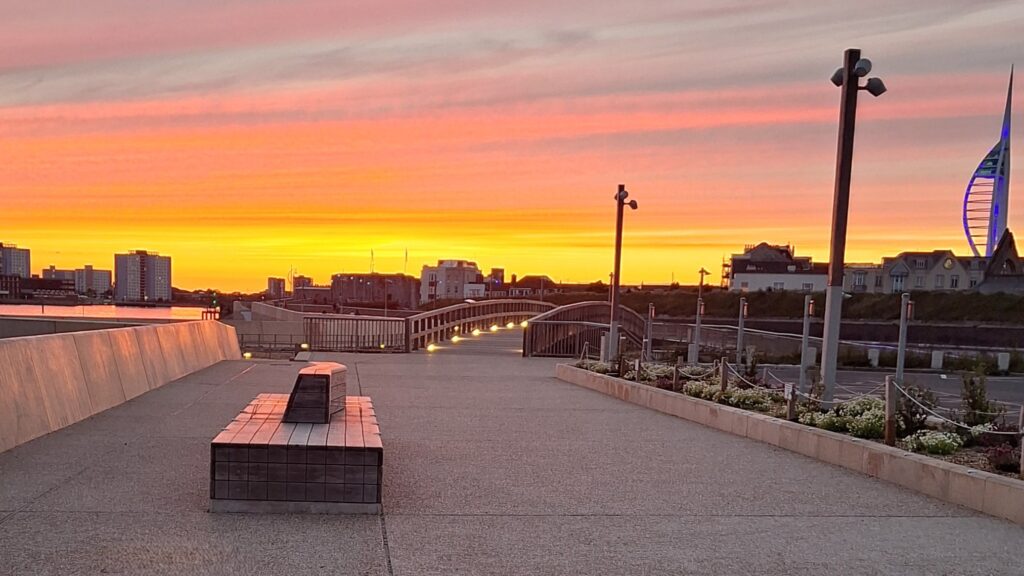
1002, 65, 1013, 141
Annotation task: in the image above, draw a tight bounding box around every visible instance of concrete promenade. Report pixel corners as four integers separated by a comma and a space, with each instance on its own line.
1, 330, 1021, 575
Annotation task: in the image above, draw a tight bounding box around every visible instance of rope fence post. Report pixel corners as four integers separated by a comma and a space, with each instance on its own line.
785, 382, 797, 421
672, 356, 680, 391
720, 356, 728, 393
884, 375, 897, 446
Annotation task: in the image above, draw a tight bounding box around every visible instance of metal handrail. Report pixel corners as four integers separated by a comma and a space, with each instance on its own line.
523, 301, 646, 358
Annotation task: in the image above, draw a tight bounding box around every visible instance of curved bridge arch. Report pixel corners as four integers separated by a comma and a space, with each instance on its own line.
522, 301, 646, 358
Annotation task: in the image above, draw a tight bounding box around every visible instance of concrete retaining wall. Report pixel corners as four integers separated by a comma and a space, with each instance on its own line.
555, 364, 1024, 526
250, 302, 306, 322
0, 320, 241, 453
0, 317, 146, 340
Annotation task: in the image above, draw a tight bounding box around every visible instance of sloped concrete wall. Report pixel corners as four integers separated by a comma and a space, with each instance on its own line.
0, 320, 241, 453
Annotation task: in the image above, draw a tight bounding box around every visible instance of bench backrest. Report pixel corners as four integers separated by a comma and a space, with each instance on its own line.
282, 362, 347, 423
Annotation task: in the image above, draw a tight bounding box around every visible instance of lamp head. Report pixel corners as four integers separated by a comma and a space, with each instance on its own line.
864, 77, 886, 97
853, 58, 872, 77
615, 189, 629, 202
830, 68, 844, 87
627, 199, 638, 210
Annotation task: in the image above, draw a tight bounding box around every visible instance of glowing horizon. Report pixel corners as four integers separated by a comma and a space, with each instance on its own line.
1, 1, 1021, 292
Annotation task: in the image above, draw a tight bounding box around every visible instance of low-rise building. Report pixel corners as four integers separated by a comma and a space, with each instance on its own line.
76, 265, 112, 296
977, 230, 1024, 294
331, 273, 419, 309
727, 243, 827, 292
420, 260, 482, 304
43, 266, 77, 291
848, 251, 987, 294
509, 275, 557, 298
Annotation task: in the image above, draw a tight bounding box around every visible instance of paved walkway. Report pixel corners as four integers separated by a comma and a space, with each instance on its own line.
1, 330, 1021, 575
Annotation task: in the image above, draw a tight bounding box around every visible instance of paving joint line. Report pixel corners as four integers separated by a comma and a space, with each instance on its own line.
379, 505, 396, 576
378, 512, 974, 519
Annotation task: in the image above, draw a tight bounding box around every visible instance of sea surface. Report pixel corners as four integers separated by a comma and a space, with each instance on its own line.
0, 303, 205, 320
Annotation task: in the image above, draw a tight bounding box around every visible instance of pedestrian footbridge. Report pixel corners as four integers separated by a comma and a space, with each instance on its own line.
235, 299, 648, 358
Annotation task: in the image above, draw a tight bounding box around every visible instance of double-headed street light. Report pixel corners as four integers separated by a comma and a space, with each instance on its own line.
820, 48, 886, 401
606, 184, 638, 362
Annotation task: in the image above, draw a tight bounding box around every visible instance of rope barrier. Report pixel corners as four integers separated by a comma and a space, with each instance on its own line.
726, 364, 784, 393
894, 383, 1021, 436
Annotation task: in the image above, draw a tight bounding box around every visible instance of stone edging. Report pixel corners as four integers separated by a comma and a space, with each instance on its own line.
555, 363, 1024, 526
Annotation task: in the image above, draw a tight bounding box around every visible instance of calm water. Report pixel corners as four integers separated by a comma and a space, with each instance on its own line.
0, 304, 205, 320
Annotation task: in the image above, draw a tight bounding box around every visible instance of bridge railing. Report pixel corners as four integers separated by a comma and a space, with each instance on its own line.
305, 316, 407, 352
406, 299, 555, 351
522, 301, 646, 358
297, 299, 555, 352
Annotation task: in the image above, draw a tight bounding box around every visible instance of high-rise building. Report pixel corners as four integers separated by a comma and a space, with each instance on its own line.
419, 260, 482, 303
963, 69, 1013, 257
267, 277, 286, 299
0, 243, 31, 278
75, 265, 112, 296
114, 250, 171, 302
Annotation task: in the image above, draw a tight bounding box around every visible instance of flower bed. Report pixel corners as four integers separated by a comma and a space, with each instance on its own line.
572, 360, 1022, 480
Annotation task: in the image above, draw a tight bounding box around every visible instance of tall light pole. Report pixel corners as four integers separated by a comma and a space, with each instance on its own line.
820, 48, 886, 401
691, 268, 709, 365
896, 293, 912, 385
799, 295, 814, 393
607, 184, 638, 361
736, 297, 748, 367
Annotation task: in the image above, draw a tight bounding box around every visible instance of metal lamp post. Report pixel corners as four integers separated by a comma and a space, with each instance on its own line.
819, 48, 886, 401
691, 268, 709, 365
736, 297, 748, 367
896, 293, 912, 385
799, 295, 814, 393
606, 184, 638, 362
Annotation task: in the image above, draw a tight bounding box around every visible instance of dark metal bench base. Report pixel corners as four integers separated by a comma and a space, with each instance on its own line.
210, 394, 383, 513
210, 499, 380, 515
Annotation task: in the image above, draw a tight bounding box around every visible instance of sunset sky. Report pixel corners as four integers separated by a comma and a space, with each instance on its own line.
2, 0, 1022, 292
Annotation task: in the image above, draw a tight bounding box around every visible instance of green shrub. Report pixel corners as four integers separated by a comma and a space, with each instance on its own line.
837, 397, 884, 419
798, 410, 850, 432
847, 408, 886, 439
720, 387, 773, 411
905, 430, 963, 455
683, 381, 718, 401
576, 360, 613, 374
960, 370, 1004, 426
896, 384, 937, 437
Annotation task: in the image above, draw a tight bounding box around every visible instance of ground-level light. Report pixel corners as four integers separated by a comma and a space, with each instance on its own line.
506, 322, 515, 329
471, 328, 482, 336
489, 324, 499, 332
300, 343, 310, 350
451, 335, 461, 343
520, 320, 529, 328
242, 352, 253, 360
427, 343, 438, 352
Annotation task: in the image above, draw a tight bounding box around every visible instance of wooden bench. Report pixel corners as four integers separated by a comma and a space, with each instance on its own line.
209, 362, 383, 514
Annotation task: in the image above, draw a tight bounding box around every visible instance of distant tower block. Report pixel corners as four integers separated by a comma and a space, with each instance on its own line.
964, 68, 1013, 257
283, 363, 347, 423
